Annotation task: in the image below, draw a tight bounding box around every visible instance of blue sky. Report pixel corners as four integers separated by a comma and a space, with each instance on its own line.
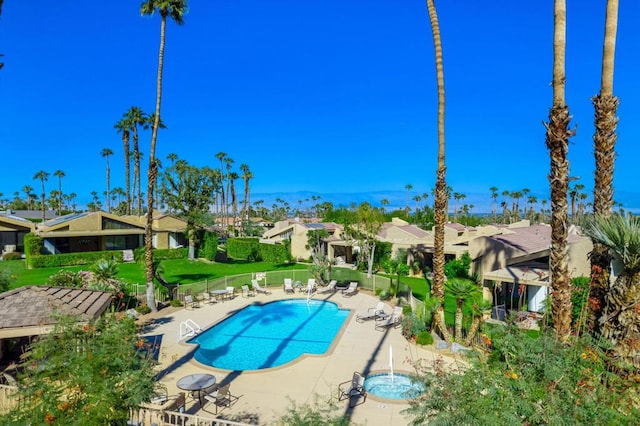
1, 1, 638, 213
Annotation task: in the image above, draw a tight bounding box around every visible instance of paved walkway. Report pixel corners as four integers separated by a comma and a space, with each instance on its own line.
140, 288, 460, 426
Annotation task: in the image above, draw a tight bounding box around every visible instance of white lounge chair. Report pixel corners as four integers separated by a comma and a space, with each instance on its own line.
318, 280, 337, 294
356, 301, 387, 323
284, 279, 295, 293
251, 279, 271, 294
201, 292, 215, 304
241, 285, 255, 298
342, 282, 358, 297
300, 278, 315, 293
338, 371, 367, 408
375, 306, 403, 331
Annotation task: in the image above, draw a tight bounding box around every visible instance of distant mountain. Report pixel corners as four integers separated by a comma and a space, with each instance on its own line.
252, 189, 640, 215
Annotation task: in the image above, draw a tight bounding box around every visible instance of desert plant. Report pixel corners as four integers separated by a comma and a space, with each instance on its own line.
416, 330, 434, 346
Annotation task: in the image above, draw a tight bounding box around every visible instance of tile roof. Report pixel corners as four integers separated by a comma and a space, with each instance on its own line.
0, 286, 113, 334
490, 224, 583, 254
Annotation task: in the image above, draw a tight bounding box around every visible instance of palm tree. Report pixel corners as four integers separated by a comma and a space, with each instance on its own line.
215, 152, 227, 220
114, 118, 132, 215
140, 0, 187, 312
229, 171, 239, 235
53, 170, 65, 214
426, 0, 450, 341
124, 106, 147, 215
464, 299, 493, 347
445, 278, 480, 341
405, 183, 413, 213
489, 186, 498, 223
101, 148, 114, 212
22, 185, 33, 210
583, 215, 640, 370
380, 198, 389, 214
33, 171, 49, 221
590, 0, 620, 335
240, 163, 252, 229
545, 0, 574, 340
224, 157, 235, 229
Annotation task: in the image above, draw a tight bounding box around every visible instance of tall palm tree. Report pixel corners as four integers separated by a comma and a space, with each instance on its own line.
124, 106, 147, 215
101, 148, 114, 212
33, 171, 49, 221
405, 183, 413, 213
215, 152, 227, 220
240, 163, 252, 231
224, 157, 234, 229
583, 215, 640, 370
489, 186, 498, 223
229, 171, 239, 235
545, 0, 574, 340
141, 0, 188, 312
114, 118, 132, 215
142, 113, 166, 212
22, 185, 33, 210
53, 170, 65, 214
426, 0, 450, 341
590, 0, 620, 335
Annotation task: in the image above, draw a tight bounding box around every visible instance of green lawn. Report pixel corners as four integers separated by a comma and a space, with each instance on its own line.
0, 259, 304, 290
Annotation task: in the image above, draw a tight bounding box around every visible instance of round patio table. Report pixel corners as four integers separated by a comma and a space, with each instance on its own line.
177, 373, 216, 407
210, 289, 228, 302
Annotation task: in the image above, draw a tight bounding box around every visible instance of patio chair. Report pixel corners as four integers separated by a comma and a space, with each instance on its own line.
338, 371, 367, 407
356, 301, 387, 323
201, 292, 215, 304
375, 306, 403, 331
318, 280, 337, 294
342, 282, 358, 297
184, 295, 200, 309
284, 279, 295, 293
241, 285, 255, 298
251, 279, 271, 294
204, 384, 232, 415
224, 286, 235, 300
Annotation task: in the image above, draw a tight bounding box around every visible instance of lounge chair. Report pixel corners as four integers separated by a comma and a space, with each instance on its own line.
342, 282, 358, 297
184, 295, 200, 309
241, 285, 255, 298
283, 279, 295, 293
300, 278, 315, 293
204, 384, 232, 414
338, 371, 367, 407
318, 280, 337, 294
375, 306, 403, 331
356, 301, 387, 323
251, 279, 271, 294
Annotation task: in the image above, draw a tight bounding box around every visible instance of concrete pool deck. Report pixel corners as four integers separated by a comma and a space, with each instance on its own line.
141, 288, 461, 426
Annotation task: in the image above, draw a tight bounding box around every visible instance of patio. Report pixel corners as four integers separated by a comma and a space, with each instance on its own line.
140, 287, 460, 426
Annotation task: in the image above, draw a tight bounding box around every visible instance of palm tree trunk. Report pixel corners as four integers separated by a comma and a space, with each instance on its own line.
589, 0, 619, 335
546, 0, 573, 341
455, 302, 463, 340
426, 0, 451, 342
464, 316, 482, 347
144, 14, 167, 313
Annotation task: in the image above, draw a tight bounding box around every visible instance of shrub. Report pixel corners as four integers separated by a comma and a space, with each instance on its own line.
401, 313, 427, 340
378, 289, 391, 301
169, 299, 183, 307
402, 305, 413, 315
29, 251, 120, 268
136, 304, 152, 315
47, 270, 84, 288
0, 270, 14, 292
416, 330, 434, 346
2, 252, 22, 261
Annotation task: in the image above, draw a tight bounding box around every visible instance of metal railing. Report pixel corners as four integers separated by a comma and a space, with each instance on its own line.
125, 267, 394, 302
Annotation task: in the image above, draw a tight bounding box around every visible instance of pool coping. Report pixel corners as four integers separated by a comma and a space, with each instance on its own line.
178, 297, 356, 374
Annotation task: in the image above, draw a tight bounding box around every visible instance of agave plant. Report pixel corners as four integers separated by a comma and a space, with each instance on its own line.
91, 259, 120, 285
583, 214, 640, 370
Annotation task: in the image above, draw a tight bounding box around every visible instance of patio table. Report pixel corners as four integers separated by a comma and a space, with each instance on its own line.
176, 373, 216, 407
210, 289, 229, 302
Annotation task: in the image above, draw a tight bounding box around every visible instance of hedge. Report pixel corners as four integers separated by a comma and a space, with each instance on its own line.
29, 251, 122, 268
133, 247, 188, 262
226, 238, 290, 263
197, 231, 217, 261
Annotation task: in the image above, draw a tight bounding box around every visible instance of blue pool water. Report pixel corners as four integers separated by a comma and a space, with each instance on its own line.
188, 299, 350, 371
364, 373, 426, 400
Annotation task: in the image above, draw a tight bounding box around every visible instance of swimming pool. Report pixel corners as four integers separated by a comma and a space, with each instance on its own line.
187, 299, 350, 371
